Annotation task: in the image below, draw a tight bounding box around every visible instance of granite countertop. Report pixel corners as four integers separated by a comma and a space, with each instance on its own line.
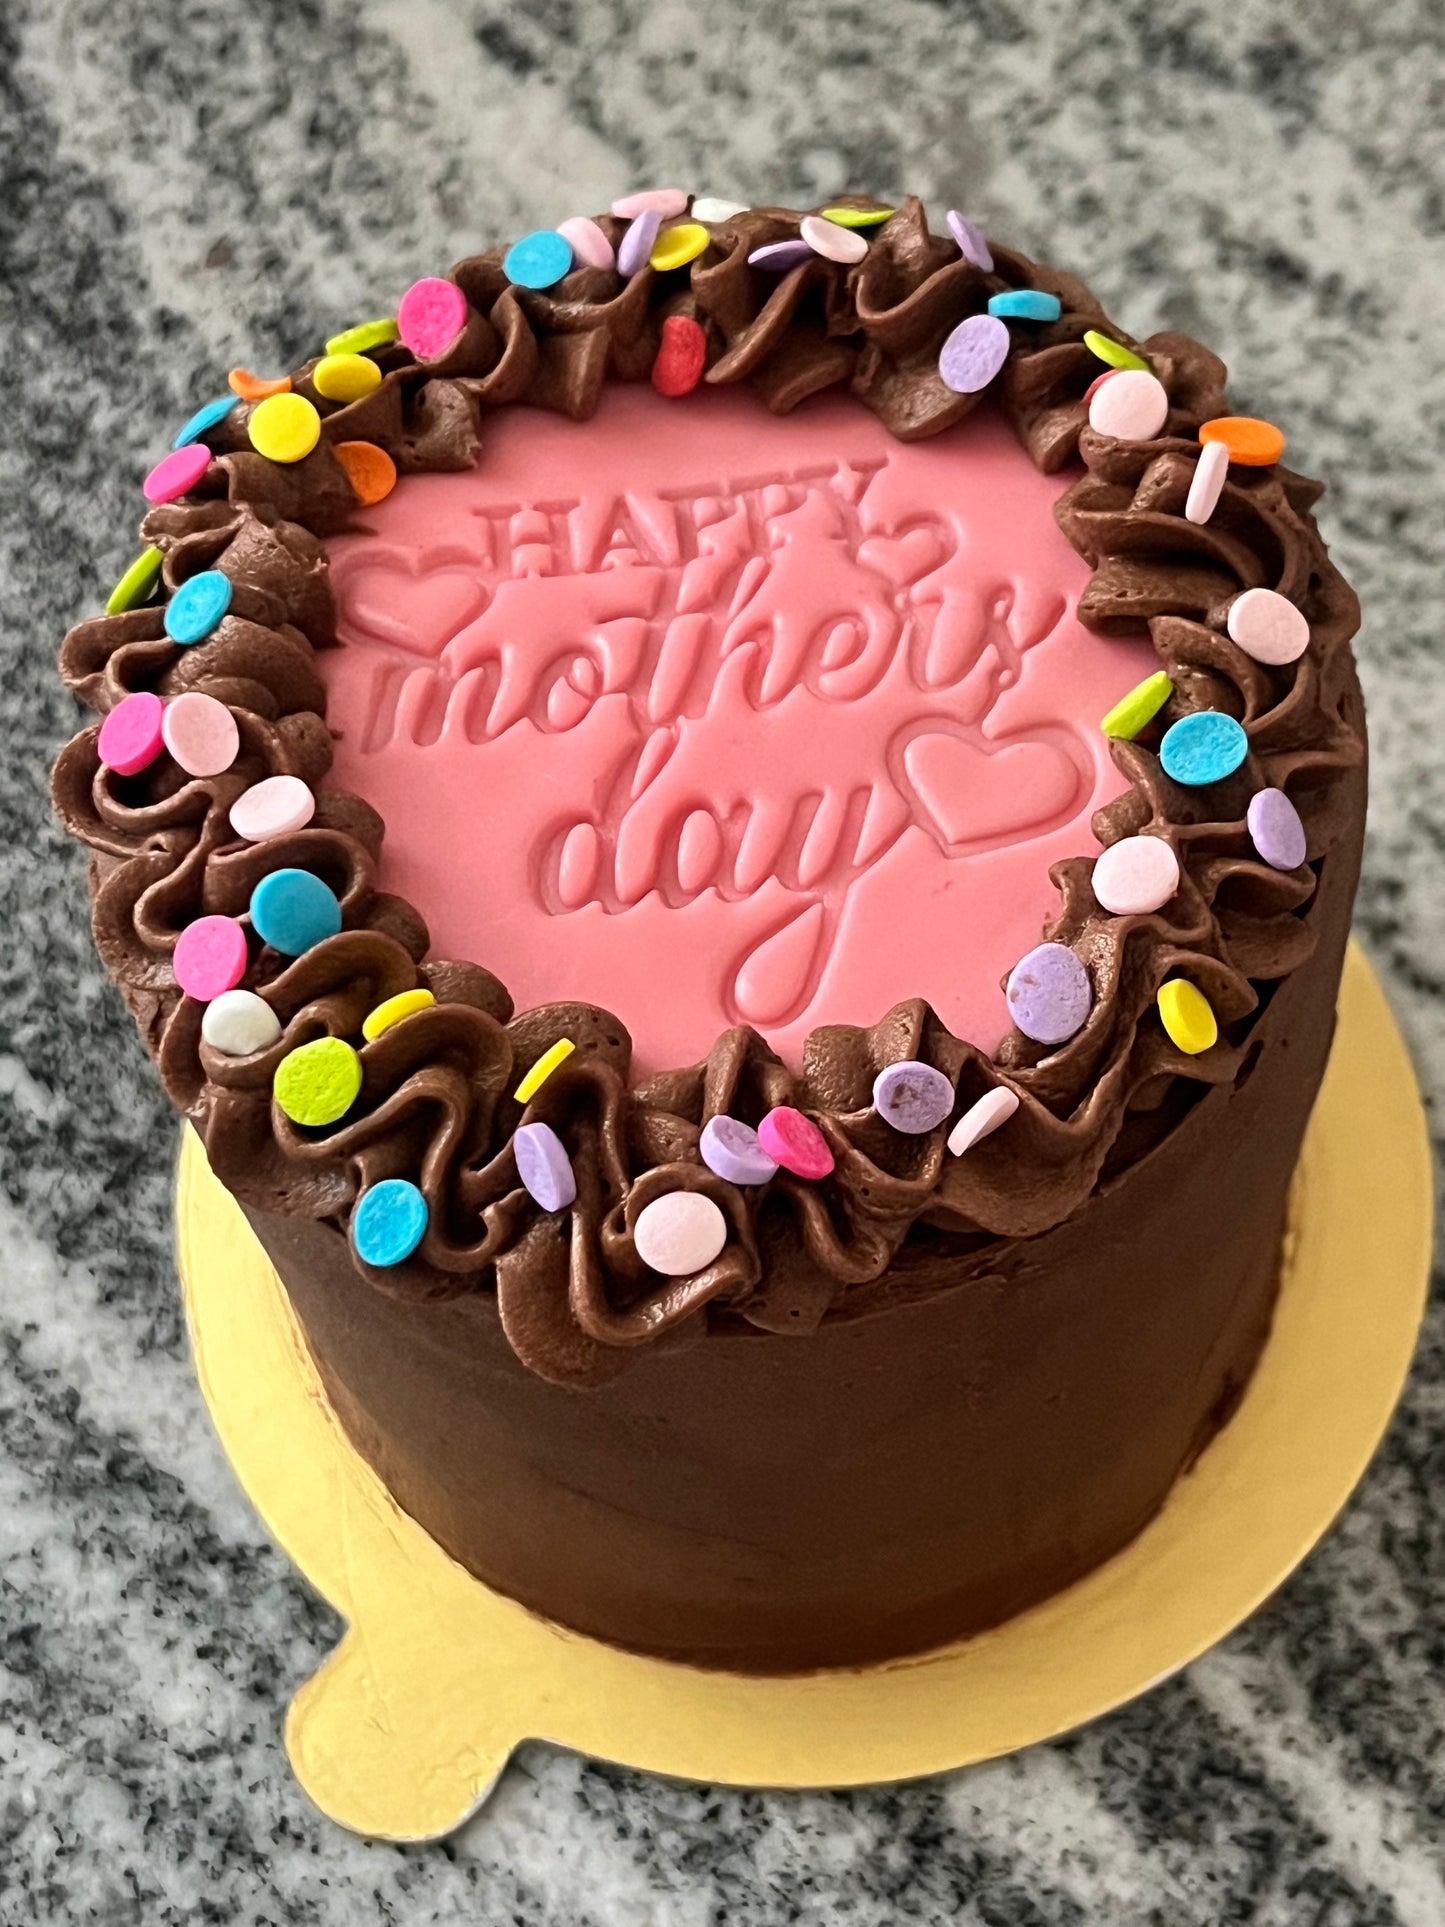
2, 0, 1442, 1919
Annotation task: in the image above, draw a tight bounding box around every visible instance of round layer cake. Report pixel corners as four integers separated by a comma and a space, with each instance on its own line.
53, 194, 1366, 1671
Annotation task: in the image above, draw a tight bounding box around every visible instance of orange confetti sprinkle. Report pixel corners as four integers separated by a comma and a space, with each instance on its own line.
333, 440, 397, 507
1198, 415, 1285, 467
228, 367, 292, 401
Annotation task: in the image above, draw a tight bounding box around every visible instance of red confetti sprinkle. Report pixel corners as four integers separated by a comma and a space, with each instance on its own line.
651, 315, 708, 398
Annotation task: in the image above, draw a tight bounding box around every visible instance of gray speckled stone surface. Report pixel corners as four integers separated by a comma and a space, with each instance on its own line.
2, 0, 1442, 1919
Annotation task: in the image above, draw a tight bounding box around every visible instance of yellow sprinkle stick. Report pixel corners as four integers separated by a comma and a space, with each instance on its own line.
1083, 328, 1150, 372
1102, 670, 1173, 741
274, 1037, 363, 1127
514, 1037, 576, 1104
362, 988, 435, 1043
1157, 979, 1218, 1056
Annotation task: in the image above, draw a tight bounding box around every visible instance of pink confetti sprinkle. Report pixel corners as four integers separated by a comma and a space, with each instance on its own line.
397, 277, 469, 361
173, 914, 249, 1002
143, 442, 212, 505
611, 187, 688, 220
97, 690, 164, 776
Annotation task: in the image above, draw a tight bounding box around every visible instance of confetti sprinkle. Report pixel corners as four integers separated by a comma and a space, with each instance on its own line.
161, 690, 239, 777
97, 691, 164, 776
333, 440, 397, 506
1226, 587, 1310, 665
820, 204, 893, 228
617, 208, 663, 277
274, 1036, 363, 1127
1006, 942, 1092, 1047
1157, 979, 1218, 1055
634, 1190, 728, 1276
312, 352, 383, 402
172, 394, 238, 449
556, 215, 615, 270
756, 1106, 834, 1179
945, 209, 993, 271
164, 569, 232, 645
699, 1115, 778, 1186
396, 276, 470, 360
947, 1086, 1019, 1157
747, 239, 813, 272
800, 212, 868, 264
201, 988, 282, 1058
105, 546, 164, 615
649, 221, 710, 272
1185, 438, 1229, 525
174, 915, 248, 1003
987, 288, 1062, 322
691, 196, 749, 224
362, 988, 436, 1041
1101, 670, 1173, 740
1082, 329, 1149, 372
1159, 711, 1249, 786
324, 318, 398, 357
651, 314, 708, 396
938, 313, 1010, 394
513, 1121, 577, 1212
1247, 788, 1308, 871
228, 368, 292, 401
503, 228, 574, 291
873, 1060, 955, 1134
1200, 415, 1285, 466
352, 1178, 429, 1267
143, 442, 211, 504
229, 774, 315, 842
1087, 368, 1169, 441
249, 868, 343, 956
1092, 835, 1181, 916
611, 187, 688, 219
248, 391, 321, 463
515, 1036, 576, 1103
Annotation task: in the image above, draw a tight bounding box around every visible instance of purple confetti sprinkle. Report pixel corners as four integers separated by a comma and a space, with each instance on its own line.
700, 1114, 779, 1186
1247, 787, 1307, 871
946, 209, 993, 272
938, 312, 1010, 395
513, 1121, 577, 1213
1006, 942, 1093, 1047
617, 207, 663, 278
748, 239, 814, 272
873, 1060, 955, 1134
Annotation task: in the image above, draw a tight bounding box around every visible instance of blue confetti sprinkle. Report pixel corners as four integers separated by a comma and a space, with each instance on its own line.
250, 868, 342, 956
987, 288, 1063, 322
164, 570, 232, 645
352, 1179, 428, 1267
1159, 711, 1249, 786
172, 395, 239, 450
503, 229, 575, 291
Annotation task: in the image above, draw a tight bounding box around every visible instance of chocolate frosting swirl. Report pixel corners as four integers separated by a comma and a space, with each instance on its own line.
52, 197, 1365, 1385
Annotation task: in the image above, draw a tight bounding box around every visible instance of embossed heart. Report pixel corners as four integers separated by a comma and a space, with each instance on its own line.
897, 728, 1084, 857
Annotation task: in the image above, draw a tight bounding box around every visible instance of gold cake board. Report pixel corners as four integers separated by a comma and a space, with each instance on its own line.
176, 942, 1431, 1840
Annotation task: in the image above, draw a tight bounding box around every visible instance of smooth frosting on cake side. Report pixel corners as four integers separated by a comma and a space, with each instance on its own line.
321, 387, 1156, 1072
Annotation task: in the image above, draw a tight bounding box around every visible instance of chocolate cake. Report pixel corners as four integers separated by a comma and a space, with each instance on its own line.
53, 193, 1366, 1671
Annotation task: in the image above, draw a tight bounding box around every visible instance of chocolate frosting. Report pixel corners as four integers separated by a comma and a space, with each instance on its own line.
52, 197, 1365, 1384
